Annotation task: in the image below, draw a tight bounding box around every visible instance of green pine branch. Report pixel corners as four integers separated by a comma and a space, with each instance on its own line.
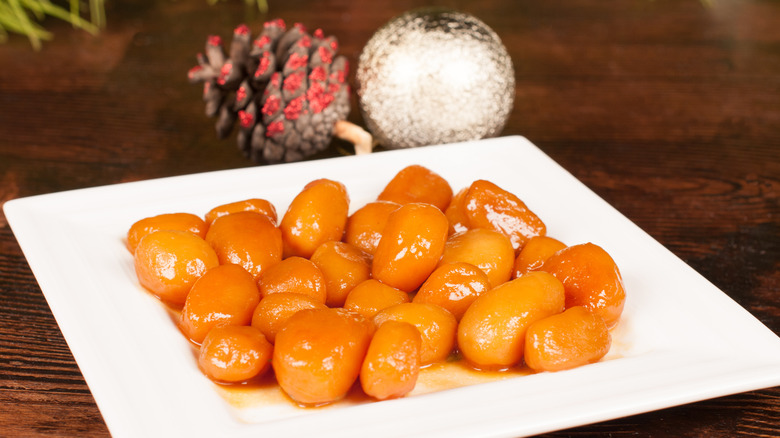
0, 0, 102, 49
0, 0, 268, 50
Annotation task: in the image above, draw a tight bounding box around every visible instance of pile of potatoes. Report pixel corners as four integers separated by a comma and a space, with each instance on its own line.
128, 165, 625, 406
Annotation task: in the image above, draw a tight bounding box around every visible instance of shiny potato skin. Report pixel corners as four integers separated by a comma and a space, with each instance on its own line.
280, 179, 349, 259
542, 243, 626, 328
310, 241, 371, 307
199, 325, 273, 383
250, 293, 327, 344
438, 228, 515, 289
377, 165, 453, 211
463, 179, 546, 252
344, 279, 411, 320
512, 235, 566, 278
344, 200, 400, 257
204, 198, 277, 226
360, 321, 422, 400
524, 306, 611, 372
372, 203, 449, 292
413, 262, 491, 321
457, 271, 565, 370
134, 230, 219, 305
272, 308, 373, 406
127, 212, 207, 254
256, 256, 327, 304
444, 187, 469, 236
205, 211, 282, 281
179, 263, 261, 344
373, 303, 457, 365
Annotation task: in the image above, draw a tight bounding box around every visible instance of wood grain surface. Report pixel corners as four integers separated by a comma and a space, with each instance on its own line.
1, 0, 778, 436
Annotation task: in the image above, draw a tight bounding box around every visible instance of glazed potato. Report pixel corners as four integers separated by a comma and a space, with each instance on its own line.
205, 211, 282, 281
343, 279, 411, 320
438, 228, 515, 289
280, 179, 349, 259
257, 256, 327, 304
462, 179, 546, 252
524, 306, 611, 372
344, 200, 400, 256
204, 198, 277, 226
413, 262, 491, 321
134, 230, 219, 305
179, 264, 261, 344
250, 293, 327, 344
373, 303, 457, 365
127, 212, 206, 254
512, 235, 566, 278
199, 326, 273, 383
128, 168, 625, 404
372, 203, 449, 292
310, 241, 371, 307
377, 165, 453, 211
457, 271, 565, 370
273, 308, 373, 406
360, 321, 422, 400
444, 188, 469, 236
541, 242, 626, 328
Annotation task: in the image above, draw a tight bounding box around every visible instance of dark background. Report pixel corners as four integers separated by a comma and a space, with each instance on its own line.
1, 0, 778, 436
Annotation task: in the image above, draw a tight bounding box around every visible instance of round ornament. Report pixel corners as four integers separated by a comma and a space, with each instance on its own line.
356, 9, 515, 149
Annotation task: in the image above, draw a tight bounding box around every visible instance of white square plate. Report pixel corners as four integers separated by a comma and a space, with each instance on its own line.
5, 136, 780, 438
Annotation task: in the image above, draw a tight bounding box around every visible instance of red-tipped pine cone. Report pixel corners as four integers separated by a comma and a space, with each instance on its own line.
188, 20, 350, 163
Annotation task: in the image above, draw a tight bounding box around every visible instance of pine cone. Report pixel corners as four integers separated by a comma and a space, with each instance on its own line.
188, 20, 351, 163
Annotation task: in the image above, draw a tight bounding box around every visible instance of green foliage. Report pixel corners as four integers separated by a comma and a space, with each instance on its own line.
0, 0, 268, 50
0, 0, 103, 49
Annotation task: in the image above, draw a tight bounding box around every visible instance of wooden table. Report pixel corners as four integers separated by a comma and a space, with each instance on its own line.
1, 0, 778, 436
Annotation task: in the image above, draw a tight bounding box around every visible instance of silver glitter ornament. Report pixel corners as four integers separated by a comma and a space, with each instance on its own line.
356, 9, 515, 149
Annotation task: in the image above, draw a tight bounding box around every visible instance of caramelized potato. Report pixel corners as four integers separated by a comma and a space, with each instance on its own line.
541, 243, 626, 328
134, 230, 219, 305
525, 306, 611, 372
343, 279, 410, 320
372, 203, 449, 292
257, 256, 327, 304
127, 213, 206, 254
413, 262, 491, 321
374, 303, 457, 365
438, 228, 515, 288
377, 165, 453, 211
444, 187, 469, 235
179, 264, 261, 344
127, 170, 626, 403
251, 293, 327, 343
205, 211, 282, 281
360, 321, 421, 400
512, 235, 566, 278
310, 241, 371, 307
457, 271, 565, 370
204, 198, 277, 226
273, 308, 373, 406
199, 325, 273, 383
280, 179, 349, 258
463, 179, 546, 252
344, 200, 400, 256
